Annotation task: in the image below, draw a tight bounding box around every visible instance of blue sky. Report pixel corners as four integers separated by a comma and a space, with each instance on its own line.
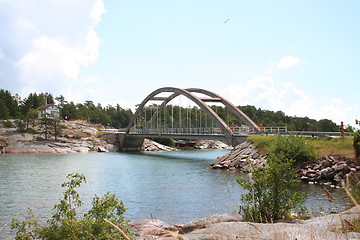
0, 0, 359, 126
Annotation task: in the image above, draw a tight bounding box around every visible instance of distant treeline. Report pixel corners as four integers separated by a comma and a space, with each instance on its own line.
0, 89, 343, 132
239, 105, 341, 132
0, 89, 132, 128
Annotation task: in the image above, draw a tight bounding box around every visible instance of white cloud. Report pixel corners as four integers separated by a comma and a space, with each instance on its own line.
221, 77, 355, 125
277, 56, 306, 69
221, 76, 283, 110
266, 61, 276, 74
315, 98, 354, 125
0, 0, 105, 97
83, 76, 100, 83
267, 56, 306, 74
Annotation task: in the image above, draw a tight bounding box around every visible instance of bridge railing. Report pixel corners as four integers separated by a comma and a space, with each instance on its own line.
129, 127, 225, 135
260, 126, 288, 133
232, 126, 287, 135
129, 126, 288, 135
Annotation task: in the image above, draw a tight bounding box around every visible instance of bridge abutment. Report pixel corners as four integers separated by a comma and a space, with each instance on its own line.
103, 133, 145, 151
117, 133, 145, 151
228, 136, 247, 147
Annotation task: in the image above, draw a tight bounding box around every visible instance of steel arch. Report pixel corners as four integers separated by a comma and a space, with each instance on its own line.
126, 87, 259, 136
185, 88, 259, 131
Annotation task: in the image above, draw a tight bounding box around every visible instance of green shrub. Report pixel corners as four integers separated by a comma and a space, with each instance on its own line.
25, 128, 39, 134
237, 154, 307, 222
2, 120, 15, 128
12, 173, 133, 239
15, 119, 26, 133
271, 135, 318, 165
74, 135, 82, 139
353, 131, 360, 163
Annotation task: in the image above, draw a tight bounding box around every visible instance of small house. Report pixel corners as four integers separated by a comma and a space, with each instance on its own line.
36, 104, 60, 119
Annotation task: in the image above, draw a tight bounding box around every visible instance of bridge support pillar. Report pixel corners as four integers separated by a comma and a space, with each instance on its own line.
224, 136, 247, 147
117, 133, 145, 151
102, 133, 144, 152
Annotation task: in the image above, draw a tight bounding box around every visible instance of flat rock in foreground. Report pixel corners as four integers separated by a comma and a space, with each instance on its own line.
131, 206, 360, 240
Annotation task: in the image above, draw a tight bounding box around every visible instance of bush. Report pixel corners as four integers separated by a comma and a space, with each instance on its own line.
74, 135, 82, 139
353, 131, 360, 163
237, 154, 307, 222
25, 128, 39, 134
12, 173, 133, 239
15, 119, 26, 133
271, 135, 318, 165
2, 120, 15, 128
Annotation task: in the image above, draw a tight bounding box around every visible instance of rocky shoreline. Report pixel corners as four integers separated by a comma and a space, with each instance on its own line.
0, 120, 230, 154
0, 120, 117, 154
210, 141, 267, 171
210, 141, 360, 187
299, 155, 360, 186
129, 206, 360, 239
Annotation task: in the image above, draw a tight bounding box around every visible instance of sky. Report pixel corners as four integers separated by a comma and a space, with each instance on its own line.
0, 0, 359, 126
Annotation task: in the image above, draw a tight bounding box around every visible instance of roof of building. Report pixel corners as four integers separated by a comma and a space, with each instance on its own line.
36, 103, 57, 110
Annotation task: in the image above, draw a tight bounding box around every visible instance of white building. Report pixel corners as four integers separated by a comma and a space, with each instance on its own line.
36, 104, 60, 119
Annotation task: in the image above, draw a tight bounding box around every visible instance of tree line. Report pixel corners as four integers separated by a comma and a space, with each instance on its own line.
0, 89, 343, 132
239, 105, 342, 132
0, 89, 133, 129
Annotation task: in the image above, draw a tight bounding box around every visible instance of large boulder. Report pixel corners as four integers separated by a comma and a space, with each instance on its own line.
179, 214, 238, 234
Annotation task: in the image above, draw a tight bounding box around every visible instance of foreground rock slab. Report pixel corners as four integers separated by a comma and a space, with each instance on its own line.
131, 207, 360, 240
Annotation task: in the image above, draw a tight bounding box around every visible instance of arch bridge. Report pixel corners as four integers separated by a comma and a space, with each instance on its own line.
116, 87, 263, 151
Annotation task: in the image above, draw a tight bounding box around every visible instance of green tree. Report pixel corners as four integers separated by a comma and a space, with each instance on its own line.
12, 173, 133, 239
40, 114, 52, 140
0, 89, 19, 118
53, 119, 63, 141
25, 109, 39, 130
316, 119, 339, 132
15, 119, 26, 133
61, 101, 78, 120
237, 154, 306, 222
0, 99, 10, 119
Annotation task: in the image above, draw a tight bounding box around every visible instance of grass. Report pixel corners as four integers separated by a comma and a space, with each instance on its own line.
248, 135, 355, 159
247, 135, 275, 154
310, 136, 354, 158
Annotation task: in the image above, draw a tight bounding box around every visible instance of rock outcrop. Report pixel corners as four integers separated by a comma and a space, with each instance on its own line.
210, 141, 267, 171
195, 140, 231, 150
0, 120, 181, 154
298, 155, 360, 186
130, 206, 360, 240
129, 219, 180, 239
141, 139, 178, 152
210, 141, 360, 187
0, 120, 118, 154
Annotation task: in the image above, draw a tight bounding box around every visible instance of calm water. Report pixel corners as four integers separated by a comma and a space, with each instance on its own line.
0, 150, 352, 238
